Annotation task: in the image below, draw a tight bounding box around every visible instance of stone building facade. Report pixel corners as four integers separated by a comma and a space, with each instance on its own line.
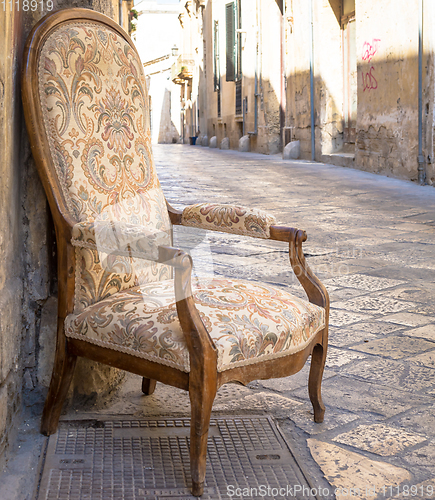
176, 0, 285, 153
171, 0, 207, 143
134, 0, 182, 144
178, 0, 435, 183
0, 0, 132, 467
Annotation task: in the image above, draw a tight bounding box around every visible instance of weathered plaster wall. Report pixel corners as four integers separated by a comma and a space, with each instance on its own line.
315, 0, 344, 156
253, 0, 283, 154
286, 0, 344, 160
286, 0, 434, 180
175, 0, 204, 142
421, 0, 435, 185
0, 0, 130, 465
0, 5, 25, 465
284, 0, 311, 158
355, 0, 419, 179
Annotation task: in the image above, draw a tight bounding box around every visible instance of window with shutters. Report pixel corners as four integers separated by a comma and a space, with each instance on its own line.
225, 2, 236, 82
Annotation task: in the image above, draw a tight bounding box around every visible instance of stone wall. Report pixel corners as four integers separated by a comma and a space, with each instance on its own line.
0, 0, 130, 466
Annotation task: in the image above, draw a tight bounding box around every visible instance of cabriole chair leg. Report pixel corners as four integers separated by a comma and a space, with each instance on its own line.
40, 349, 77, 436
189, 384, 216, 497
308, 342, 327, 423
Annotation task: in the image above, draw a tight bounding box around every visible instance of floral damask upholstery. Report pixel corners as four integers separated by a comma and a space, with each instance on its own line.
71, 215, 171, 311
72, 217, 171, 261
181, 203, 276, 239
65, 278, 326, 373
38, 23, 172, 310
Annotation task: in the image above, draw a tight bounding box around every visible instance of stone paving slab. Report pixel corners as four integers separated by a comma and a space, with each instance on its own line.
329, 322, 406, 347
380, 312, 435, 327
349, 336, 435, 359
292, 375, 430, 418
332, 423, 426, 457
406, 324, 435, 341
345, 358, 435, 394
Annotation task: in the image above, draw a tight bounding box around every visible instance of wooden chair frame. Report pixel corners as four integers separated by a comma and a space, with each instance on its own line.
22, 9, 329, 496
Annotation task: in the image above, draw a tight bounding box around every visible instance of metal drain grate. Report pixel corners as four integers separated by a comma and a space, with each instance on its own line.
37, 416, 319, 500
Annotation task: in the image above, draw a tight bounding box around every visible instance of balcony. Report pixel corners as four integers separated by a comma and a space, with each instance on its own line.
171, 56, 195, 85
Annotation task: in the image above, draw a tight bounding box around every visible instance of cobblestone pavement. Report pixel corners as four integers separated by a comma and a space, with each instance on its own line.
3, 144, 435, 499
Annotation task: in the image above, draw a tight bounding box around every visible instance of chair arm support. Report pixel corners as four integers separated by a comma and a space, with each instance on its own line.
286, 227, 329, 310
166, 201, 183, 225
171, 249, 218, 366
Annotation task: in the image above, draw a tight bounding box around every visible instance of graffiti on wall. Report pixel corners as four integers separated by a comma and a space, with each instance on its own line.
362, 66, 377, 91
362, 39, 381, 62
362, 39, 381, 92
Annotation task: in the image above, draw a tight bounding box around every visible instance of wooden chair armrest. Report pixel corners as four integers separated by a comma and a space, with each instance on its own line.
270, 225, 329, 310
167, 201, 328, 309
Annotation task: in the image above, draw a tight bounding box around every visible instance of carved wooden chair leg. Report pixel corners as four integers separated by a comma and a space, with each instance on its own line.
308, 340, 327, 423
141, 378, 157, 395
189, 383, 216, 497
40, 346, 77, 436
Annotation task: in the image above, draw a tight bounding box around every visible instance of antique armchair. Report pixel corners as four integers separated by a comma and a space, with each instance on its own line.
22, 9, 329, 496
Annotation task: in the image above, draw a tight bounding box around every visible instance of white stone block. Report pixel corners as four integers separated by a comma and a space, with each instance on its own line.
209, 136, 217, 148
283, 140, 300, 160
239, 135, 250, 152
220, 137, 230, 150
201, 135, 208, 146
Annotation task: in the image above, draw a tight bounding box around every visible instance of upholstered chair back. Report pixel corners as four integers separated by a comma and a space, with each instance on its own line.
37, 19, 172, 311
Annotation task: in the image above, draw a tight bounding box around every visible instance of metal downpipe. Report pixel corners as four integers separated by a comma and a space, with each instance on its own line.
309, 0, 315, 161
418, 0, 426, 184
248, 0, 259, 136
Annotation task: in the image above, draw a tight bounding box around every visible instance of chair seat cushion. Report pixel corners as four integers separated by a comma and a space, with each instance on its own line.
65, 278, 325, 373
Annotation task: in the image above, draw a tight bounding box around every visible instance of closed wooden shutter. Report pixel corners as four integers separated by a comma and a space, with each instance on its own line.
235, 0, 242, 80
225, 2, 235, 82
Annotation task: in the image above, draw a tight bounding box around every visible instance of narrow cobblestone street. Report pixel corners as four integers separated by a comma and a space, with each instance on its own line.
154, 145, 435, 499
3, 144, 435, 499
